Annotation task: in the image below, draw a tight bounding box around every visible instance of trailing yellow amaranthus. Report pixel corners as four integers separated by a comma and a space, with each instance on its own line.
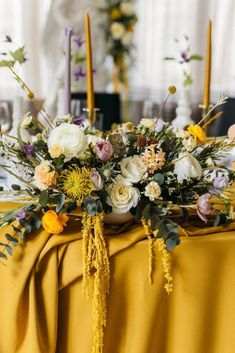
82, 212, 110, 353
141, 218, 173, 293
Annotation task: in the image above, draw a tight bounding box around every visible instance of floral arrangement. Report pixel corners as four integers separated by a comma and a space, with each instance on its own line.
98, 0, 138, 93
164, 35, 203, 87
0, 58, 235, 352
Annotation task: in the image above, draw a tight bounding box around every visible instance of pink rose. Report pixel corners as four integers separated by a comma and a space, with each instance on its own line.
197, 193, 212, 222
90, 168, 104, 190
95, 140, 113, 161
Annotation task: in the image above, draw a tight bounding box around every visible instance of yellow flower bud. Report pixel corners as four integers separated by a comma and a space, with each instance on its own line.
42, 210, 69, 234
27, 91, 34, 100
111, 8, 122, 20
168, 85, 176, 95
187, 125, 207, 144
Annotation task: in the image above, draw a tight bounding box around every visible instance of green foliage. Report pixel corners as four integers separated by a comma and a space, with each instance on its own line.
84, 197, 103, 216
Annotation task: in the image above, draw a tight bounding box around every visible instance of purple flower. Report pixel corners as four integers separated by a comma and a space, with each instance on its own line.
74, 114, 86, 125
95, 141, 113, 162
90, 168, 103, 190
197, 193, 212, 223
65, 27, 74, 36
74, 67, 86, 81
15, 210, 27, 221
73, 36, 85, 47
213, 176, 228, 191
22, 144, 34, 157
155, 119, 166, 132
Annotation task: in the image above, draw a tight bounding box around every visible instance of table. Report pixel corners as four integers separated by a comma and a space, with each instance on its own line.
1, 202, 235, 353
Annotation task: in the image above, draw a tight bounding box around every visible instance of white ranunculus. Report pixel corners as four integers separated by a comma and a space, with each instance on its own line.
21, 114, 32, 128
121, 32, 133, 46
139, 118, 156, 130
47, 123, 86, 161
120, 155, 146, 183
120, 2, 134, 15
111, 22, 125, 39
107, 175, 140, 214
144, 181, 161, 201
174, 152, 202, 183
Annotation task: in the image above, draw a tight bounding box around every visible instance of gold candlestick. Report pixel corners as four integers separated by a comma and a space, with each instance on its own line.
203, 20, 212, 110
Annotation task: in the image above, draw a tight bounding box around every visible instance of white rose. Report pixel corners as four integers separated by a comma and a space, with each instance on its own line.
47, 123, 86, 161
107, 175, 140, 214
121, 32, 133, 46
120, 2, 134, 15
139, 118, 156, 130
184, 136, 197, 152
111, 22, 125, 39
120, 155, 146, 183
21, 114, 32, 128
144, 181, 161, 201
174, 152, 202, 183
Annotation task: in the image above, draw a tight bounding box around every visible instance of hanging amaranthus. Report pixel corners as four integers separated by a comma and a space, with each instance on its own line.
82, 212, 110, 353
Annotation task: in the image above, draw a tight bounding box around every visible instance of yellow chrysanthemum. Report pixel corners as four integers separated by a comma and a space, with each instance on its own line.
60, 165, 92, 202
187, 125, 207, 144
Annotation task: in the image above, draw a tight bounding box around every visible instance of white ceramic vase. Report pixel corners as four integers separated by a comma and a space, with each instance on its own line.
172, 86, 194, 129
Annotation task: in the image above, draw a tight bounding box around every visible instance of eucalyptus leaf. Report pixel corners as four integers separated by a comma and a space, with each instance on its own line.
11, 184, 21, 191
39, 190, 49, 206
5, 233, 18, 247
5, 245, 13, 256
0, 252, 7, 259
153, 173, 165, 185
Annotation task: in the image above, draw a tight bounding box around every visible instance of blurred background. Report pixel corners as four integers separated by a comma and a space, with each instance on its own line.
0, 0, 234, 134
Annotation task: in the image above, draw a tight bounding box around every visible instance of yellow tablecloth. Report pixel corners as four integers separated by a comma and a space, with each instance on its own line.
1, 202, 235, 353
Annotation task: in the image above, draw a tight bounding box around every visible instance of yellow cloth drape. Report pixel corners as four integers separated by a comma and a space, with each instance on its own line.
1, 202, 235, 353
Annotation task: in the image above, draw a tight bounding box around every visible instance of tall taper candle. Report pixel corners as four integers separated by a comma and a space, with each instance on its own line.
85, 12, 95, 118
64, 27, 73, 114
203, 20, 212, 110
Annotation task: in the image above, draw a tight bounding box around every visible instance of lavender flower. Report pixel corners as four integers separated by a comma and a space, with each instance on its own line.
197, 193, 212, 223
74, 114, 86, 126
213, 176, 228, 191
155, 119, 166, 132
15, 210, 27, 221
74, 36, 85, 47
22, 144, 34, 157
74, 67, 86, 81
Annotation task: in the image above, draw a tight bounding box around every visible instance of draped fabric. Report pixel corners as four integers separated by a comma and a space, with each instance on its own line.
1, 202, 235, 352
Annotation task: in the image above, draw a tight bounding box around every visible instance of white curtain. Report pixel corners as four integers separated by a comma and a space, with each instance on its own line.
0, 0, 234, 107
131, 0, 235, 103
0, 0, 50, 99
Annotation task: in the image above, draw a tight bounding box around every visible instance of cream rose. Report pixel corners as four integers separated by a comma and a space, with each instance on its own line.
144, 181, 161, 201
49, 144, 64, 158
107, 175, 140, 214
111, 22, 125, 39
174, 152, 202, 183
34, 161, 57, 190
120, 2, 134, 15
47, 123, 86, 161
120, 155, 146, 183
